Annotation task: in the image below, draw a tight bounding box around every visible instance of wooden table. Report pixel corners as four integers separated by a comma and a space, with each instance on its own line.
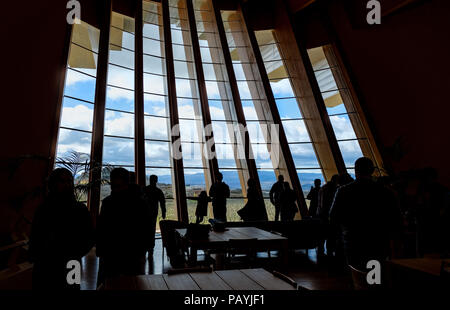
105, 268, 296, 290
386, 258, 449, 288
176, 227, 289, 269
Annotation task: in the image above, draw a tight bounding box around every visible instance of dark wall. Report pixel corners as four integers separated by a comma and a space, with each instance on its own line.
297, 0, 450, 187
0, 1, 70, 242
0, 0, 102, 242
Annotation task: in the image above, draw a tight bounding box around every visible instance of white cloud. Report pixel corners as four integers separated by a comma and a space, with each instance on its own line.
329, 115, 357, 140
65, 69, 94, 86
60, 104, 93, 131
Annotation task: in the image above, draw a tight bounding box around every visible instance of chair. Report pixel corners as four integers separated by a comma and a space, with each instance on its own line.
272, 270, 298, 290
159, 220, 189, 268
167, 266, 212, 275
349, 265, 370, 290
225, 238, 258, 269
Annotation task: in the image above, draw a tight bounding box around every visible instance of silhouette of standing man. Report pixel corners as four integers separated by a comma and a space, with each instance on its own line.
270, 175, 285, 221
306, 179, 321, 217
96, 168, 149, 284
30, 168, 94, 290
143, 175, 166, 256
209, 172, 230, 222
329, 157, 402, 270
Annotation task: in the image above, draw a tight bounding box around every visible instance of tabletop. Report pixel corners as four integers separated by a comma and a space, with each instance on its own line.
175, 226, 288, 244
105, 268, 296, 290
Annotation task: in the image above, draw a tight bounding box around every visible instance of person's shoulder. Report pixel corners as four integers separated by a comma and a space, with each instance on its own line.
335, 182, 355, 195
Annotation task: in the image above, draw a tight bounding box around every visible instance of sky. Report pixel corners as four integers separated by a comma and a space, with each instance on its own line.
56, 14, 364, 191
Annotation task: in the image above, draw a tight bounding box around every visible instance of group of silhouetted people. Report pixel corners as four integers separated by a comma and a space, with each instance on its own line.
29, 156, 448, 289
29, 167, 167, 289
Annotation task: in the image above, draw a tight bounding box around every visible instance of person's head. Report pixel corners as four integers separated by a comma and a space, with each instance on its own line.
199, 191, 207, 198
149, 175, 158, 186
110, 168, 130, 193
247, 178, 256, 188
354, 157, 375, 180
314, 179, 321, 188
339, 173, 354, 186
216, 172, 223, 182
278, 175, 284, 182
129, 172, 137, 185
330, 174, 339, 185
48, 168, 74, 198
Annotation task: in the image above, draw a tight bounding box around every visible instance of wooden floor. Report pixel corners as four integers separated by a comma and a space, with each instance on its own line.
80, 240, 353, 290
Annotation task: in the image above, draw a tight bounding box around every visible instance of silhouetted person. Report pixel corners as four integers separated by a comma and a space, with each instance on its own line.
209, 172, 230, 222
129, 171, 143, 197
29, 168, 94, 290
188, 191, 211, 224
317, 175, 339, 258
238, 179, 268, 222
306, 179, 321, 218
269, 175, 285, 221
279, 182, 298, 221
143, 175, 166, 255
329, 157, 402, 270
339, 173, 354, 187
96, 168, 149, 284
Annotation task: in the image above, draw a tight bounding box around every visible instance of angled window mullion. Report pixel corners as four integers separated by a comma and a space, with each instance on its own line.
162, 0, 189, 223
88, 0, 112, 225
239, 5, 308, 218
212, 1, 263, 200
186, 0, 219, 187
135, 0, 146, 186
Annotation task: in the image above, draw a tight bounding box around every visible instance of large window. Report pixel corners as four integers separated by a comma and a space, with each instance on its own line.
307, 46, 381, 176
255, 30, 324, 194
56, 21, 100, 203
55, 0, 382, 223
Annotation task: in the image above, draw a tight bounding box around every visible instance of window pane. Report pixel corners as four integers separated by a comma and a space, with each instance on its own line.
109, 45, 134, 69
60, 98, 94, 131
107, 64, 134, 90
106, 86, 134, 111
181, 143, 204, 168
276, 98, 302, 119
64, 69, 97, 103
290, 143, 321, 168
103, 137, 134, 166
330, 114, 357, 140
145, 141, 172, 168
144, 73, 166, 95
270, 78, 295, 99
56, 128, 92, 158
215, 144, 237, 168
104, 110, 134, 138
338, 140, 364, 167
144, 115, 170, 140
144, 94, 167, 116
282, 120, 311, 143
143, 37, 164, 57
143, 54, 165, 75
176, 78, 197, 98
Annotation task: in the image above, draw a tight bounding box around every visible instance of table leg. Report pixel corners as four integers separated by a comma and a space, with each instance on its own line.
280, 240, 289, 271
189, 247, 198, 266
